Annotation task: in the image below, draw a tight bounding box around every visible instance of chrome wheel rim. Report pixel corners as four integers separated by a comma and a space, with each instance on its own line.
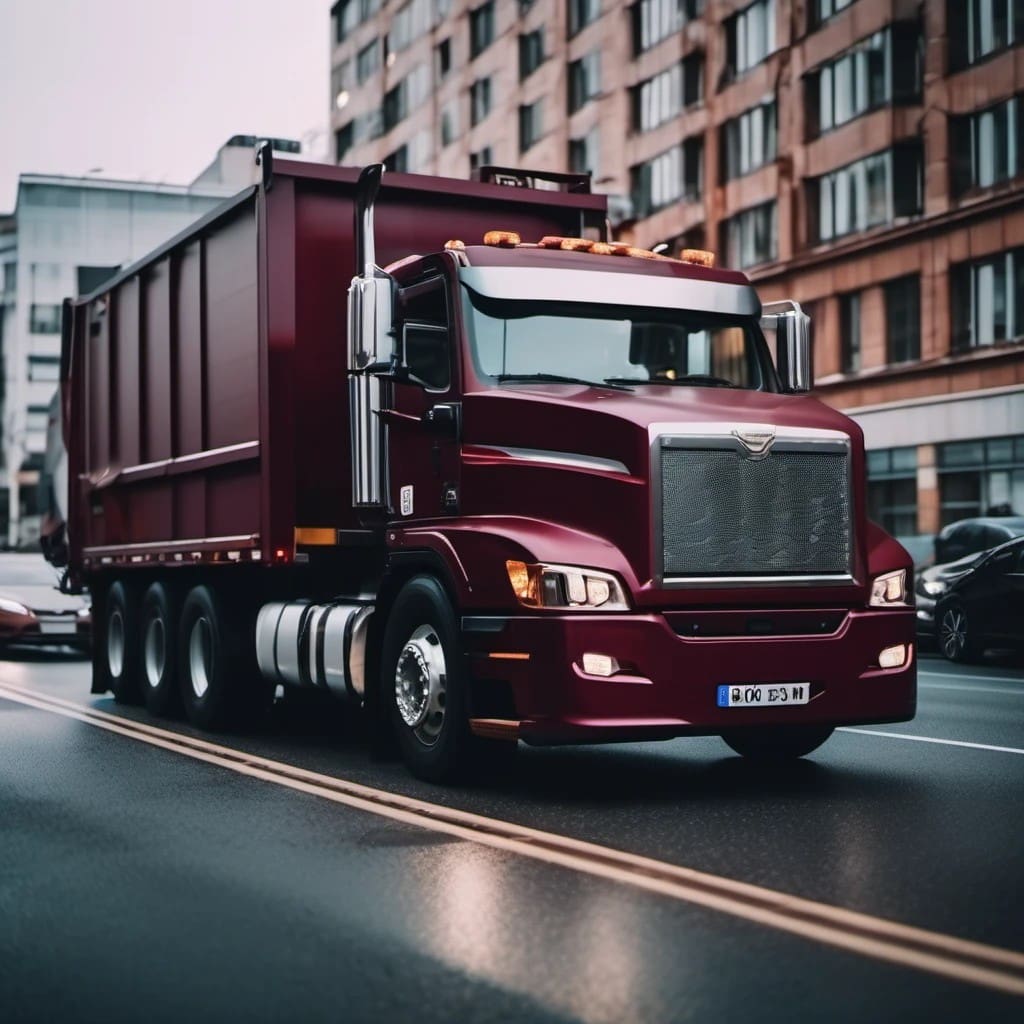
188, 618, 212, 700
107, 609, 125, 679
395, 624, 447, 746
144, 615, 165, 689
940, 608, 966, 660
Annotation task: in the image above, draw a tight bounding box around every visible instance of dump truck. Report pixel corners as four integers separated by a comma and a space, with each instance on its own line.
57, 150, 916, 781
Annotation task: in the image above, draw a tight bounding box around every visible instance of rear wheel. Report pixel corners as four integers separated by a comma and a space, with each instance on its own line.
721, 725, 834, 761
102, 581, 140, 704
140, 582, 179, 717
938, 604, 979, 664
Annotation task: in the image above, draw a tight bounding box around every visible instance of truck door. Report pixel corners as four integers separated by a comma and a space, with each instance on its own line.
388, 274, 461, 522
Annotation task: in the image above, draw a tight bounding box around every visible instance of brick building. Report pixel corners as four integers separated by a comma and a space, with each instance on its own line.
329, 0, 1024, 550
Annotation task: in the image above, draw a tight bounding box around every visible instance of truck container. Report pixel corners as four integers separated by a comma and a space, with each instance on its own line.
59, 151, 916, 780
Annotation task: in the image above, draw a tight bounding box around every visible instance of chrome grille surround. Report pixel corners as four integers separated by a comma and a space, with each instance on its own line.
651, 424, 854, 587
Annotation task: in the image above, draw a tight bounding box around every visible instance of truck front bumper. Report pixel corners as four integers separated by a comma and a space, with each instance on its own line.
465, 609, 917, 744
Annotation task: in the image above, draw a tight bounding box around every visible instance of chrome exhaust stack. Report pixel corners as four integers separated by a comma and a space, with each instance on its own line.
348, 164, 395, 508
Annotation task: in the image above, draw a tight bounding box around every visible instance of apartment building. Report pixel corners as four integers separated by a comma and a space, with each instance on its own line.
329, 0, 1024, 549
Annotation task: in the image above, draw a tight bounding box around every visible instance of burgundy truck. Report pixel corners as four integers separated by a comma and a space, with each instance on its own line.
58, 152, 916, 781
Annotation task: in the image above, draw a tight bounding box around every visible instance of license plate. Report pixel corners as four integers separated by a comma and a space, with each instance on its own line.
39, 620, 75, 635
717, 683, 810, 708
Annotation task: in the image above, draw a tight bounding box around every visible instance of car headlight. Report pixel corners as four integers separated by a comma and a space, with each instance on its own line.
869, 569, 908, 607
506, 560, 629, 610
0, 597, 31, 616
921, 579, 948, 597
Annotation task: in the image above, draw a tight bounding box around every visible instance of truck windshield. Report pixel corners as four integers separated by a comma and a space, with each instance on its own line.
462, 287, 773, 391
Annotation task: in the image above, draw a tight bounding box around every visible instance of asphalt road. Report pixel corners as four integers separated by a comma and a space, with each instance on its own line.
1, 651, 1022, 1022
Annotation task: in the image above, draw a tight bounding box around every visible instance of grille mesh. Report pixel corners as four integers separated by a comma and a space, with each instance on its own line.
661, 445, 851, 577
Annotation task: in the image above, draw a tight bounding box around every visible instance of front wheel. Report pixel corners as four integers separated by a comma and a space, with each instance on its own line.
721, 725, 834, 761
938, 604, 978, 664
382, 576, 473, 783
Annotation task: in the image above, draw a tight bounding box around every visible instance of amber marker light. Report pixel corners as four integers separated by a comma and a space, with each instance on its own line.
488, 652, 531, 661
680, 248, 716, 267
483, 230, 520, 247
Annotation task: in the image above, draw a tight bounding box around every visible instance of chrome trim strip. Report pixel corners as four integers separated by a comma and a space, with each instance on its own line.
479, 445, 629, 475
173, 440, 260, 465
83, 534, 259, 556
460, 267, 762, 317
663, 574, 856, 588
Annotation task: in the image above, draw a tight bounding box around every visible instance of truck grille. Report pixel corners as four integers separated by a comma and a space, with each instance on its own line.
659, 438, 852, 579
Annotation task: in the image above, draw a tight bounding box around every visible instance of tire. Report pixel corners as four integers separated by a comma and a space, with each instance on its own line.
382, 576, 475, 783
721, 725, 834, 761
938, 603, 979, 664
140, 582, 180, 717
102, 581, 141, 704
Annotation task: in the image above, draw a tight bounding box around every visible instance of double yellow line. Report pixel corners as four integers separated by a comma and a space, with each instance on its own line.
2, 679, 1022, 998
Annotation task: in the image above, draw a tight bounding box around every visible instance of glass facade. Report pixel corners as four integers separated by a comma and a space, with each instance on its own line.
938, 435, 1024, 524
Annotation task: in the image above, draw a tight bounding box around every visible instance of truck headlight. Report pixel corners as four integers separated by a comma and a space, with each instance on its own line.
0, 597, 30, 617
506, 561, 629, 610
869, 569, 908, 607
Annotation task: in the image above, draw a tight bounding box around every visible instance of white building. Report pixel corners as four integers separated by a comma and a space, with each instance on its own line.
0, 138, 301, 547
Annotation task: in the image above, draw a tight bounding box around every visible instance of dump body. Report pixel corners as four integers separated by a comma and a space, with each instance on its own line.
63, 161, 606, 578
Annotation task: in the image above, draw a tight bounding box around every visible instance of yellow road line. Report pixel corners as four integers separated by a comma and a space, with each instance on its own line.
2, 680, 1023, 998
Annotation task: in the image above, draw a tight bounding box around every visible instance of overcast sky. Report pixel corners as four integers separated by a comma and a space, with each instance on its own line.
0, 0, 330, 211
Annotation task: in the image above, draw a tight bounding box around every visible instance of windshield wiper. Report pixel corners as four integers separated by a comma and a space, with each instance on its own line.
604, 374, 738, 389
496, 373, 633, 392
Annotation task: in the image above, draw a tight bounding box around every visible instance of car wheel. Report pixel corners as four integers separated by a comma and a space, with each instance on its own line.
103, 581, 140, 704
721, 725, 834, 761
938, 604, 978, 663
383, 576, 474, 783
140, 583, 180, 717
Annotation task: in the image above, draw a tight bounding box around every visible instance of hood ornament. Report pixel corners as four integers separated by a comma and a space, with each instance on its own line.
732, 427, 776, 459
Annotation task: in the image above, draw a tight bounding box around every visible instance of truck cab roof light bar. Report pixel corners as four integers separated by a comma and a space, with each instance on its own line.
473, 230, 715, 267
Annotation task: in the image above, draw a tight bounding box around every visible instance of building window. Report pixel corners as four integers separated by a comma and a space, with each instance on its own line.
722, 201, 776, 269
568, 52, 601, 113
720, 98, 777, 181
27, 404, 50, 434
28, 355, 60, 383
470, 2, 495, 59
806, 27, 921, 138
938, 435, 1024, 525
335, 123, 354, 162
470, 146, 494, 173
76, 265, 118, 295
567, 0, 601, 38
440, 99, 460, 147
356, 39, 381, 85
809, 144, 922, 243
885, 275, 921, 364
436, 38, 452, 79
470, 77, 492, 125
948, 0, 1024, 72
840, 291, 861, 372
333, 0, 382, 44
568, 128, 600, 176
388, 0, 434, 54
632, 56, 703, 133
950, 248, 1024, 351
808, 0, 854, 31
384, 145, 409, 173
383, 64, 431, 131
950, 95, 1023, 195
631, 139, 702, 219
519, 28, 545, 80
631, 0, 702, 55
867, 446, 918, 537
29, 304, 61, 334
519, 100, 544, 152
725, 0, 776, 79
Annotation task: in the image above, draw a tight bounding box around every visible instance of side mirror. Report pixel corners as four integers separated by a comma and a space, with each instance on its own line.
761, 300, 812, 394
348, 273, 396, 374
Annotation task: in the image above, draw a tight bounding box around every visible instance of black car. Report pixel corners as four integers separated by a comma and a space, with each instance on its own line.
914, 550, 989, 645
935, 537, 1024, 663
933, 516, 1024, 564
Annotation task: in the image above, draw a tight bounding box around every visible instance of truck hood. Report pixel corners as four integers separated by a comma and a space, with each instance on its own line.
460, 384, 869, 608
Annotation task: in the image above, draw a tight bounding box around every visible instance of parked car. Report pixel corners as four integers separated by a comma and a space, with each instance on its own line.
935, 537, 1024, 663
0, 553, 90, 654
933, 516, 1024, 564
